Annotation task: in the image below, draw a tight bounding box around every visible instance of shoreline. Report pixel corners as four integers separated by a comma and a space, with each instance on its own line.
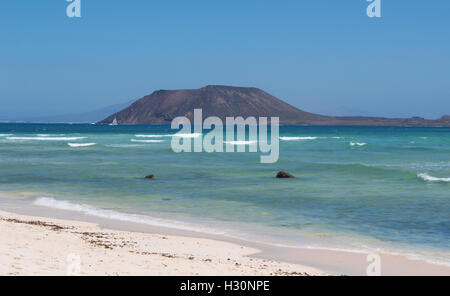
1, 194, 450, 276
0, 208, 324, 276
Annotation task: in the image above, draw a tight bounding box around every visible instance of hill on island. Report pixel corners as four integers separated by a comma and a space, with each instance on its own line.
99, 85, 450, 126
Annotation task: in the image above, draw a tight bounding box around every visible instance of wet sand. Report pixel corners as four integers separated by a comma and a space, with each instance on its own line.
1, 193, 449, 276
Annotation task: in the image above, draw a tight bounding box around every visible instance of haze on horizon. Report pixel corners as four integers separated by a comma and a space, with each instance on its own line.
1, 1, 449, 121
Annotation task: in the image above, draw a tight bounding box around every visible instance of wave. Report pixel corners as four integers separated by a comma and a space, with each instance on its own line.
106, 144, 142, 148
350, 142, 367, 147
136, 134, 172, 138
31, 197, 450, 268
173, 133, 202, 138
32, 197, 225, 234
136, 133, 202, 138
418, 173, 450, 182
130, 139, 164, 143
224, 140, 258, 145
0, 134, 13, 137
7, 136, 86, 141
280, 137, 318, 141
68, 143, 96, 148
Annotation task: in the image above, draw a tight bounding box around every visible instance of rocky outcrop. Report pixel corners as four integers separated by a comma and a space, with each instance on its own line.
276, 172, 295, 179
99, 85, 450, 127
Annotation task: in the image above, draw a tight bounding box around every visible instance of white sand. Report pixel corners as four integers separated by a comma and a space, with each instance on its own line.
0, 210, 325, 276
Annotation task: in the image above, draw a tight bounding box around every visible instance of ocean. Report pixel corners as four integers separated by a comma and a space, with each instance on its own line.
0, 123, 449, 266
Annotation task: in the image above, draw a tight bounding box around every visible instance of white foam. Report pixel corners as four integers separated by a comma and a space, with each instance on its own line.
136, 133, 202, 139
7, 137, 86, 141
106, 144, 142, 148
130, 139, 164, 143
33, 197, 225, 234
30, 197, 450, 268
173, 133, 202, 138
350, 142, 367, 147
0, 134, 13, 137
224, 140, 257, 145
280, 137, 318, 141
418, 173, 450, 182
135, 134, 172, 138
68, 143, 96, 148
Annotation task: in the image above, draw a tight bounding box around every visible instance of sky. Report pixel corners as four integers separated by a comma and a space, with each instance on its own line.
1, 0, 449, 120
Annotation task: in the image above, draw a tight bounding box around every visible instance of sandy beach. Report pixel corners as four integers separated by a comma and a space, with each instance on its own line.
1, 192, 450, 276
0, 209, 325, 276
1, 200, 450, 276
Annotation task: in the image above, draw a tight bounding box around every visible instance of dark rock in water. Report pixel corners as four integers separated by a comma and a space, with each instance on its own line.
145, 175, 155, 179
276, 171, 295, 178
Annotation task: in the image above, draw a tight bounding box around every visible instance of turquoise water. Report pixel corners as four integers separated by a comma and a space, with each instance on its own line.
0, 124, 449, 264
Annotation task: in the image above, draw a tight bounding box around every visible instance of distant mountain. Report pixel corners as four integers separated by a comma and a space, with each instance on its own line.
6, 100, 136, 123
99, 86, 450, 126
439, 115, 450, 122
100, 85, 329, 125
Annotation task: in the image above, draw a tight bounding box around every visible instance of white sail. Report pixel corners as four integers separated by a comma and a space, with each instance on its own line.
110, 118, 118, 126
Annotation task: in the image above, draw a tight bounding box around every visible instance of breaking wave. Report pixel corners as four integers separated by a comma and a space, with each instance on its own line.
280, 137, 318, 141
418, 173, 450, 182
7, 136, 86, 141
68, 143, 96, 147
173, 133, 202, 138
224, 140, 258, 145
136, 133, 202, 138
130, 139, 164, 143
105, 144, 142, 148
33, 197, 225, 234
350, 142, 367, 147
136, 134, 172, 138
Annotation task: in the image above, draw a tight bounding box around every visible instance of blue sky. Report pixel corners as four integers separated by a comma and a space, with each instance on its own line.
1, 0, 449, 119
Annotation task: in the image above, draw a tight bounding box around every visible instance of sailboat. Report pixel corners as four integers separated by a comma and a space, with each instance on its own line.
110, 118, 118, 126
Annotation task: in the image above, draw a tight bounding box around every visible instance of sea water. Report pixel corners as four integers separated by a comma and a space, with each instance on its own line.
0, 124, 449, 265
